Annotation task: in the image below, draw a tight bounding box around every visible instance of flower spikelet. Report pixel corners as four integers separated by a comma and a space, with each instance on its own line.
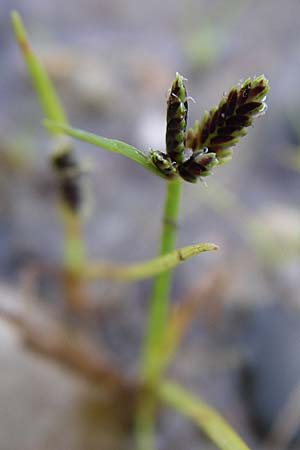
185, 75, 269, 164
51, 150, 83, 213
166, 72, 188, 164
178, 150, 218, 183
150, 150, 177, 177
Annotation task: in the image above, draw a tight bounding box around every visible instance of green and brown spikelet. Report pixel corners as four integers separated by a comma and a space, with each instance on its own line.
178, 150, 218, 183
166, 72, 188, 164
150, 74, 269, 183
185, 75, 269, 164
150, 150, 177, 177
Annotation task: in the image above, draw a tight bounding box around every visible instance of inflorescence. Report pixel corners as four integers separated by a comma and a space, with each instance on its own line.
151, 73, 269, 183
51, 149, 83, 213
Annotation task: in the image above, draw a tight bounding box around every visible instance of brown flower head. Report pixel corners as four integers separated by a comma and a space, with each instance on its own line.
185, 75, 269, 164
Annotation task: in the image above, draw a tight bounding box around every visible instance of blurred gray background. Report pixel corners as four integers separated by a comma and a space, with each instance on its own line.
1, 0, 300, 449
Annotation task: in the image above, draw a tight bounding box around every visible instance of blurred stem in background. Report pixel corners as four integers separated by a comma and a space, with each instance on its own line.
11, 11, 86, 308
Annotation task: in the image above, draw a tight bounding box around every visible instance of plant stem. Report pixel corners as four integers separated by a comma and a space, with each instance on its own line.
142, 178, 182, 383
135, 179, 182, 450
60, 205, 86, 309
61, 207, 85, 270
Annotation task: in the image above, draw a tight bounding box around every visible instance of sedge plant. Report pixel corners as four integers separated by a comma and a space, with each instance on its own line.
11, 11, 269, 450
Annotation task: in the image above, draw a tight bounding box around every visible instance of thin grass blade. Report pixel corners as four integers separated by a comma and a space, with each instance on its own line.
44, 120, 171, 178
82, 242, 218, 281
11, 11, 68, 127
159, 381, 251, 450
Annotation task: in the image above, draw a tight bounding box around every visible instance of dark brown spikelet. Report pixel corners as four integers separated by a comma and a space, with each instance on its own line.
60, 175, 82, 212
51, 150, 82, 213
166, 72, 188, 164
52, 150, 77, 172
185, 75, 269, 164
178, 150, 218, 183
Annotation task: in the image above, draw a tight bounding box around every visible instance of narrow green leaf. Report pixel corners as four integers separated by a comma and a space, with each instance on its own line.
44, 120, 171, 178
11, 11, 68, 127
82, 242, 218, 281
159, 381, 251, 450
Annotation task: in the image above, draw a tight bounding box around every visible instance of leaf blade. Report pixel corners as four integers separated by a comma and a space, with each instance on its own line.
159, 381, 251, 450
82, 242, 218, 281
11, 11, 68, 127
44, 120, 171, 178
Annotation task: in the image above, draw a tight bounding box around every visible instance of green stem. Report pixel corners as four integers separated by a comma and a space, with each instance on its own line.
143, 178, 182, 383
135, 179, 182, 450
60, 205, 85, 272
59, 205, 86, 310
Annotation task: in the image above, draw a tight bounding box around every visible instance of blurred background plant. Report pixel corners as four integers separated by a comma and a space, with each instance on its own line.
1, 1, 300, 450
